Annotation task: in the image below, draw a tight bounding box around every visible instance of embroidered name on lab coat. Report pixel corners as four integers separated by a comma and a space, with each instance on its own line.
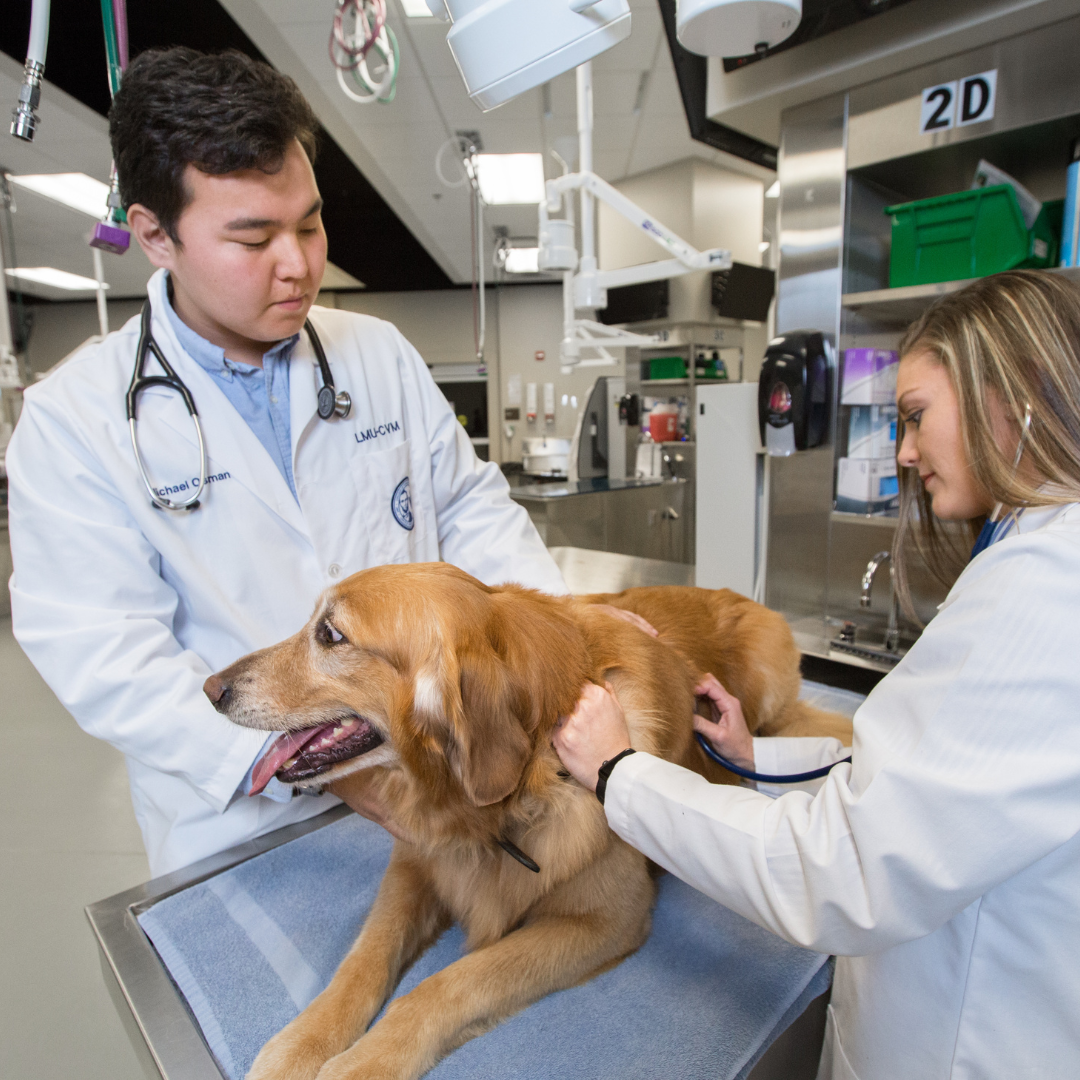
154, 471, 232, 498
355, 420, 401, 445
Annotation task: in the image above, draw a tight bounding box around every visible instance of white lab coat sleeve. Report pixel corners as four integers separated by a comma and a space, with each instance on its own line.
605, 528, 1080, 956
751, 735, 848, 798
7, 396, 268, 813
398, 330, 568, 594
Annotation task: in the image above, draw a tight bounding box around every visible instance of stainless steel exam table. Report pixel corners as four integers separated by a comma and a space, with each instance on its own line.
87, 549, 841, 1080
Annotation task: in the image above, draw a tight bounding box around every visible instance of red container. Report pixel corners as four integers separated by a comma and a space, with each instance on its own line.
649, 409, 679, 443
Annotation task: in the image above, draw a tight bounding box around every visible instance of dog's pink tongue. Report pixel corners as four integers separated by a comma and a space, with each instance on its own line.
249, 727, 325, 796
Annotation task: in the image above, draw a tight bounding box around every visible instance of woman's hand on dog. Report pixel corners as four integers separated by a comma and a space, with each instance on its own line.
552, 681, 632, 792
693, 673, 755, 771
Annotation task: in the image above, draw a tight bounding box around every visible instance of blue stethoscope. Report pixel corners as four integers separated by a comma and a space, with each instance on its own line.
127, 299, 352, 511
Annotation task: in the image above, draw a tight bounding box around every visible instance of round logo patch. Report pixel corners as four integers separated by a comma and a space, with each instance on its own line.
391, 477, 414, 531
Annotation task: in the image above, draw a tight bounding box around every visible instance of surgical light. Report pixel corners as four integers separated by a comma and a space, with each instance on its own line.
10, 173, 111, 218
439, 0, 631, 111
676, 0, 801, 58
504, 247, 540, 273
475, 154, 546, 205
6, 267, 110, 291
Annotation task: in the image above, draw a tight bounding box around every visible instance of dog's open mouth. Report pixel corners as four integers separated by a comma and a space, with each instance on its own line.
249, 716, 384, 795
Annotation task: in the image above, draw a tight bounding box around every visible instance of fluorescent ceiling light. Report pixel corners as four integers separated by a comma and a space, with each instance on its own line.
10, 172, 111, 218
765, 181, 779, 198
6, 267, 109, 291
504, 247, 540, 274
399, 0, 435, 14
475, 154, 546, 205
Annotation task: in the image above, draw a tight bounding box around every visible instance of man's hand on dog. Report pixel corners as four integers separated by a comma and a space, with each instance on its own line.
327, 774, 415, 843
552, 681, 633, 792
693, 673, 755, 771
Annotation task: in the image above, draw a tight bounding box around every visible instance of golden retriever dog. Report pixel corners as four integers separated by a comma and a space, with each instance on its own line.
205, 562, 851, 1080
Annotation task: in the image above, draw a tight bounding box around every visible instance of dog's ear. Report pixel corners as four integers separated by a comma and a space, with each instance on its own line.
447, 649, 532, 806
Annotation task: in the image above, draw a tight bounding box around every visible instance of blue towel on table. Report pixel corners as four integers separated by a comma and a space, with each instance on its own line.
138, 814, 830, 1080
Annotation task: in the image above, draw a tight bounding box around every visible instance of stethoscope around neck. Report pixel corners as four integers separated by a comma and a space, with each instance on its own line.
127, 299, 351, 511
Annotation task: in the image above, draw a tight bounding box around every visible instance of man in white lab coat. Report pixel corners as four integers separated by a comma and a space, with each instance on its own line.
7, 48, 565, 876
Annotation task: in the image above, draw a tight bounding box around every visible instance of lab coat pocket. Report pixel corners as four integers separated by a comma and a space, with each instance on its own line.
350, 439, 435, 564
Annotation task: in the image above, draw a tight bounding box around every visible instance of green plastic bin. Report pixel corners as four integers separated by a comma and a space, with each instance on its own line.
647, 356, 687, 380
886, 184, 1057, 288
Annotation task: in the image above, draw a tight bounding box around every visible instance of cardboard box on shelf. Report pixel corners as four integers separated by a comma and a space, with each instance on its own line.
842, 349, 898, 405
847, 405, 897, 459
836, 457, 899, 515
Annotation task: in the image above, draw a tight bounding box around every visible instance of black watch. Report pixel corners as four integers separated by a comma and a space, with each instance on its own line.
595, 748, 636, 806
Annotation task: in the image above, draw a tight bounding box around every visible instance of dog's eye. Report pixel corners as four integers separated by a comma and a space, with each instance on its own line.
320, 621, 347, 646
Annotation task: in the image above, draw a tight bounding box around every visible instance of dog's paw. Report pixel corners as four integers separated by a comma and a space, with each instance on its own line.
246, 1024, 333, 1080
314, 1040, 420, 1080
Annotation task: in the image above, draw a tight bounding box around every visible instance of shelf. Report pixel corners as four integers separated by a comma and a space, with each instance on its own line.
641, 378, 690, 387
843, 266, 1080, 326
831, 510, 898, 528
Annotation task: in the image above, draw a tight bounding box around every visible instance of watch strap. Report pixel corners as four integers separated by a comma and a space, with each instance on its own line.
596, 748, 637, 805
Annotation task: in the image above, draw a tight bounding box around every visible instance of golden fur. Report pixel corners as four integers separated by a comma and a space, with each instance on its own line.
210, 563, 851, 1080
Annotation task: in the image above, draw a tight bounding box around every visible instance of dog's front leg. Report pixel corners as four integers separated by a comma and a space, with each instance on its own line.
246, 845, 450, 1080
314, 878, 652, 1080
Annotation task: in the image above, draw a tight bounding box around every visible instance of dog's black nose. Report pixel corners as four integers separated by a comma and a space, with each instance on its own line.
203, 675, 231, 711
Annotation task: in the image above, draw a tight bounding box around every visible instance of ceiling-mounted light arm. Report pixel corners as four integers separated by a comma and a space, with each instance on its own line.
546, 171, 731, 273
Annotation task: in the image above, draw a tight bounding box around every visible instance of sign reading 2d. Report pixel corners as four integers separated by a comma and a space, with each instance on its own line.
920, 70, 997, 134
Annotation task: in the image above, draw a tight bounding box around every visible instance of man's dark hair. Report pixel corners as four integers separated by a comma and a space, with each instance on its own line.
109, 48, 319, 242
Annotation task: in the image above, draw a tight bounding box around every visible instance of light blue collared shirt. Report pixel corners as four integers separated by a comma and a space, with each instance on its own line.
163, 282, 300, 803
162, 282, 300, 501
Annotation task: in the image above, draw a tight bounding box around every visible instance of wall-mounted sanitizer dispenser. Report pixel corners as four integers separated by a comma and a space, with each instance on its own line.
758, 331, 830, 457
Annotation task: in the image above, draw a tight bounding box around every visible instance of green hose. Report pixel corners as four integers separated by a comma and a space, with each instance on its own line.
99, 0, 122, 99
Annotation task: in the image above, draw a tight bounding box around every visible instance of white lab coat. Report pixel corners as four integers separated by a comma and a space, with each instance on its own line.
605, 501, 1080, 1079
8, 269, 565, 877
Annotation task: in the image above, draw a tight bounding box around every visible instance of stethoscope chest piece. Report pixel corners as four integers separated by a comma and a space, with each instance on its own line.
317, 385, 352, 420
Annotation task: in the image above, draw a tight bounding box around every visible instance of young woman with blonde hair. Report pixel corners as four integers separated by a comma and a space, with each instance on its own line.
554, 269, 1080, 1080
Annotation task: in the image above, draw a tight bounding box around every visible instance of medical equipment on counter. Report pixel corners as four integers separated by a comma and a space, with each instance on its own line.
127, 299, 351, 512
521, 437, 572, 478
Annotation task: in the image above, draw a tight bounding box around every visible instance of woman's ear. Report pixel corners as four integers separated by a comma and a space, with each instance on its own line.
448, 649, 531, 807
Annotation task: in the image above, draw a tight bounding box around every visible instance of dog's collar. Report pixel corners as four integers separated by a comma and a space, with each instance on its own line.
497, 836, 540, 873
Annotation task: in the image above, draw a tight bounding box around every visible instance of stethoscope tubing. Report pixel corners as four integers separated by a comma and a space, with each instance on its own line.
128, 302, 206, 511
126, 299, 349, 512
696, 732, 852, 783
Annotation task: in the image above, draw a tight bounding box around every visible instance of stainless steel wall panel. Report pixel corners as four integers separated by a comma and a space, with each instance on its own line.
847, 13, 1080, 171
766, 94, 848, 620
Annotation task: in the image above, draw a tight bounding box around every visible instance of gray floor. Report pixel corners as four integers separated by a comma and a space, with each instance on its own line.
1, 614, 150, 1080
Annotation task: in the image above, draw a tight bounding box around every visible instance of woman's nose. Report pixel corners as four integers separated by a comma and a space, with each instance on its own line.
897, 427, 918, 468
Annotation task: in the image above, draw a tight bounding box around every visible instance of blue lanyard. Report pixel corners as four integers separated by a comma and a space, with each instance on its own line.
970, 509, 1023, 561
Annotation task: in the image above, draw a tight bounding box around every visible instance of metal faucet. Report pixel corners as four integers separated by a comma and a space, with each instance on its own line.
861, 550, 900, 652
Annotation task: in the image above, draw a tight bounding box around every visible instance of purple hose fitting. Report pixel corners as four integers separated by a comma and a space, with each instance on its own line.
90, 221, 130, 255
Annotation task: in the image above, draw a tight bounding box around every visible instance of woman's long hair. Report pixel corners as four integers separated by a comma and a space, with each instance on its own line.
894, 270, 1080, 619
